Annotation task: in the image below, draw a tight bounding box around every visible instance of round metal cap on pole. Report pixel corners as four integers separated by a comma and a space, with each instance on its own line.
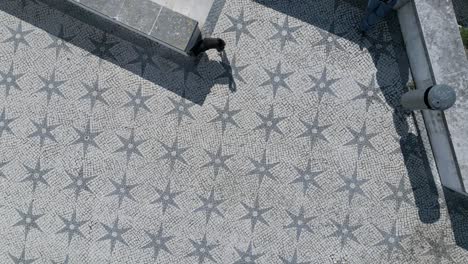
401, 84, 456, 111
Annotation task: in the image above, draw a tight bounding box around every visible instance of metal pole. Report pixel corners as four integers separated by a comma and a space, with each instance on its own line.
401, 84, 456, 110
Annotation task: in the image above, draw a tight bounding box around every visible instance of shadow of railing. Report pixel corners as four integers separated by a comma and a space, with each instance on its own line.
3, 0, 230, 105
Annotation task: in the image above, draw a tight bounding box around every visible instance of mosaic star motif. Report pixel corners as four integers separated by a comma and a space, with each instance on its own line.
71, 119, 102, 155
63, 167, 96, 199
329, 214, 362, 248
127, 45, 159, 75
142, 225, 174, 260
194, 189, 225, 224
98, 217, 130, 253
216, 54, 249, 84
239, 196, 272, 232
56, 209, 87, 245
45, 25, 75, 59
254, 106, 286, 142
186, 234, 219, 264
297, 114, 331, 146
365, 30, 395, 63
158, 137, 189, 170
344, 122, 377, 157
209, 99, 241, 133
106, 173, 138, 207
422, 231, 456, 263
87, 32, 118, 62
8, 248, 37, 264
0, 108, 16, 138
284, 206, 315, 241
305, 67, 340, 102
114, 129, 146, 163
270, 16, 302, 50
279, 249, 311, 264
51, 255, 69, 264
233, 242, 264, 264
36, 69, 67, 104
290, 159, 323, 194
374, 222, 409, 259
170, 57, 202, 83
151, 180, 183, 214
3, 22, 34, 53
383, 176, 414, 211
0, 160, 9, 178
123, 85, 153, 119
21, 158, 52, 192
260, 62, 293, 98
224, 8, 257, 45
13, 201, 44, 239
166, 96, 196, 125
0, 62, 24, 97
336, 167, 369, 205
201, 145, 234, 177
312, 20, 345, 56
247, 149, 279, 185
352, 76, 385, 111
79, 76, 110, 110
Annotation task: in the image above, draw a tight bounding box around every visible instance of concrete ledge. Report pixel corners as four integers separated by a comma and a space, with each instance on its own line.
397, 0, 468, 194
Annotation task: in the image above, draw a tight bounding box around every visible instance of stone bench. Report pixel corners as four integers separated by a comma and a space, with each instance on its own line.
67, 0, 201, 54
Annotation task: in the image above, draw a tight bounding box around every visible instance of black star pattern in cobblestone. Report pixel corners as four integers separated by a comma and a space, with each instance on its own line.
202, 145, 234, 177
166, 96, 196, 125
240, 196, 272, 232
0, 62, 24, 97
422, 231, 456, 263
305, 67, 339, 102
0, 160, 9, 178
234, 242, 264, 264
216, 54, 249, 84
28, 117, 59, 146
284, 206, 315, 241
79, 76, 110, 110
51, 255, 69, 264
3, 22, 34, 53
21, 158, 52, 192
209, 99, 241, 133
344, 122, 377, 157
186, 234, 219, 264
352, 76, 385, 111
87, 32, 118, 62
297, 114, 331, 146
127, 46, 159, 75
8, 248, 37, 264
312, 20, 345, 56
0, 108, 16, 138
114, 129, 146, 163
247, 150, 279, 185
158, 137, 189, 170
13, 201, 44, 239
254, 106, 285, 142
142, 225, 174, 260
123, 85, 153, 119
36, 69, 66, 103
224, 8, 256, 45
383, 176, 414, 211
336, 167, 368, 205
270, 16, 301, 50
98, 217, 130, 253
56, 209, 87, 245
374, 222, 409, 259
260, 62, 293, 98
46, 25, 74, 59
63, 167, 96, 199
194, 189, 225, 224
329, 214, 362, 248
151, 180, 183, 214
290, 159, 323, 194
106, 173, 138, 207
171, 58, 202, 83
365, 30, 395, 63
279, 249, 311, 264
71, 119, 101, 155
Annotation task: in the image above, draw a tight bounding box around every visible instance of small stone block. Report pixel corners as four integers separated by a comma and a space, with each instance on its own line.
76, 0, 125, 18
116, 0, 162, 34
150, 7, 198, 52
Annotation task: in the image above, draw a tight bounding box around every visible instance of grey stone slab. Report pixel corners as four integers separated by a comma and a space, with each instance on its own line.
116, 0, 162, 35
150, 7, 198, 52
73, 0, 125, 18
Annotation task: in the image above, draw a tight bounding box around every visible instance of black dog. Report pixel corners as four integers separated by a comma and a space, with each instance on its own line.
190, 38, 226, 56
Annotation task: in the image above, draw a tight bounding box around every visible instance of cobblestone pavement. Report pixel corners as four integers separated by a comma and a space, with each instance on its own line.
1, 0, 468, 263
